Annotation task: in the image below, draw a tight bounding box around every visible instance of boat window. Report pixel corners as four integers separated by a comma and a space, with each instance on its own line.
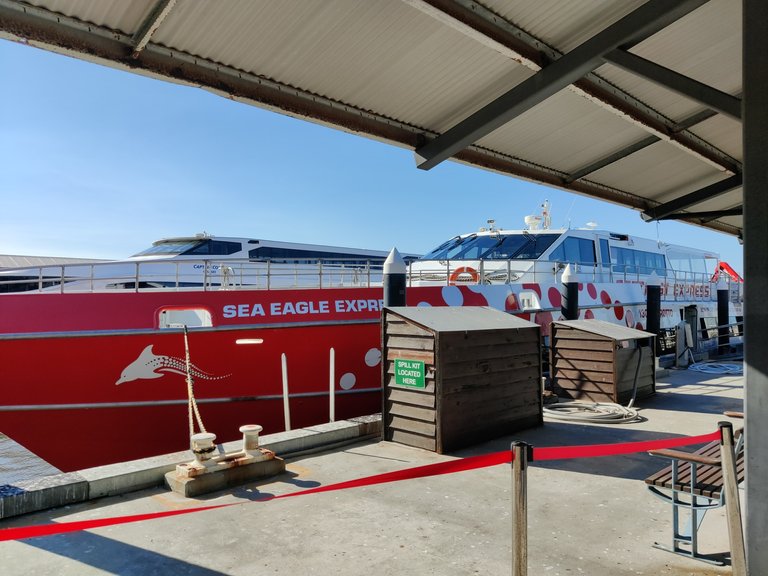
158, 308, 213, 329
548, 237, 596, 265
132, 240, 201, 256
420, 233, 560, 261
612, 247, 666, 275
248, 246, 383, 266
599, 239, 611, 267
478, 233, 559, 260
421, 236, 462, 260
183, 240, 242, 256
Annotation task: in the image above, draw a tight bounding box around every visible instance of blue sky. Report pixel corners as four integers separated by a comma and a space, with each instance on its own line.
0, 39, 744, 274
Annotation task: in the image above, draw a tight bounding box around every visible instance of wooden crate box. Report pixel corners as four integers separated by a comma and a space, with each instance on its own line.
382, 306, 542, 453
550, 319, 655, 404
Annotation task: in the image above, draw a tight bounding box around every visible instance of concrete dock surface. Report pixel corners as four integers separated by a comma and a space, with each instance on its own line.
0, 364, 745, 575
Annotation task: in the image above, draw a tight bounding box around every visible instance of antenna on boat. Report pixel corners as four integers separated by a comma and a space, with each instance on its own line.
541, 200, 551, 230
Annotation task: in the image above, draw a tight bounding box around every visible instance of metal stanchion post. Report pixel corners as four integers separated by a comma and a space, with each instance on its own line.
511, 441, 530, 576
719, 421, 746, 575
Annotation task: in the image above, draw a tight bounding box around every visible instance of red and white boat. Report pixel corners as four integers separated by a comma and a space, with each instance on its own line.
0, 218, 742, 472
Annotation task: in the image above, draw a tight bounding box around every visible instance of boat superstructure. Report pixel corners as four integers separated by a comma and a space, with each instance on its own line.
0, 233, 418, 293
409, 202, 737, 300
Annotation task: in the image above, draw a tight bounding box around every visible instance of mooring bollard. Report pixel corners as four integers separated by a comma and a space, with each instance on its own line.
719, 421, 746, 576
646, 271, 661, 356
560, 264, 579, 321
383, 248, 407, 307
511, 441, 530, 576
239, 424, 263, 456
717, 277, 730, 355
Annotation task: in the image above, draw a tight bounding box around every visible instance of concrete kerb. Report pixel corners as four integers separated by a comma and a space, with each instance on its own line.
0, 416, 382, 519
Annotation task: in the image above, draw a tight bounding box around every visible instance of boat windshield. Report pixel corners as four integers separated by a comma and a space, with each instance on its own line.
132, 240, 203, 257
420, 233, 561, 261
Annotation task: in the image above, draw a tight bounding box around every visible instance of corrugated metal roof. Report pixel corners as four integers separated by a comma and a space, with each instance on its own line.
553, 319, 654, 341
386, 306, 539, 333
0, 0, 744, 237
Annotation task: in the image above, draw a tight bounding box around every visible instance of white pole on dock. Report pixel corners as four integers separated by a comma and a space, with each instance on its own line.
329, 347, 336, 422
281, 353, 291, 431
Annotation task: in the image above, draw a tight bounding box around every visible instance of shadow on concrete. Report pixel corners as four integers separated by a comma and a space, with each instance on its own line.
453, 422, 717, 483
222, 469, 320, 502
25, 530, 229, 576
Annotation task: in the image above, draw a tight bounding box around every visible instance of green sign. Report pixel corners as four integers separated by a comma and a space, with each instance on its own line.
394, 359, 425, 388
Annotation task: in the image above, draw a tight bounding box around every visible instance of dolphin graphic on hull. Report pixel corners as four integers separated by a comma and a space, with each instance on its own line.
116, 345, 228, 385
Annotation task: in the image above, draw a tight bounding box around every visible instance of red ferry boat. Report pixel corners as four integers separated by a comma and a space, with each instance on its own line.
0, 223, 742, 472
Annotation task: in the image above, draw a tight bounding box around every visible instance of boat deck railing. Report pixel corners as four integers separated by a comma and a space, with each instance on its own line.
0, 257, 744, 304
0, 258, 386, 293
407, 259, 743, 303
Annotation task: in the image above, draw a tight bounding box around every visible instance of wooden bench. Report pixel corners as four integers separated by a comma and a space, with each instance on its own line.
645, 419, 744, 565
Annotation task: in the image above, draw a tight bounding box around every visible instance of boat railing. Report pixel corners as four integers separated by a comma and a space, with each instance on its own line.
406, 259, 740, 303
0, 257, 386, 293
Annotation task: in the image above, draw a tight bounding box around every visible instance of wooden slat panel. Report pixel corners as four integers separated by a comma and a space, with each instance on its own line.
553, 340, 615, 352
387, 429, 436, 451
440, 413, 542, 453
441, 329, 539, 348
441, 366, 540, 395
387, 387, 436, 408
386, 335, 434, 351
555, 368, 615, 384
440, 340, 540, 363
554, 378, 616, 398
553, 349, 614, 363
384, 320, 431, 337
388, 415, 436, 436
385, 349, 435, 364
553, 329, 610, 342
616, 367, 654, 387
439, 354, 540, 379
440, 387, 540, 421
552, 357, 614, 373
387, 402, 436, 422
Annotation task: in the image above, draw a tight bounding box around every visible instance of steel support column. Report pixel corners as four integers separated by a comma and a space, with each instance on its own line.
743, 0, 768, 573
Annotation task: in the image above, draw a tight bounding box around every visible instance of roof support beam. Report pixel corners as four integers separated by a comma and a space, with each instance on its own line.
603, 49, 742, 120
565, 108, 720, 183
564, 136, 659, 184
657, 206, 743, 222
641, 174, 743, 221
131, 0, 177, 58
414, 0, 709, 170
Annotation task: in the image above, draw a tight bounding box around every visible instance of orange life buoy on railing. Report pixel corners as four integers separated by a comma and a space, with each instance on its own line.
448, 266, 480, 285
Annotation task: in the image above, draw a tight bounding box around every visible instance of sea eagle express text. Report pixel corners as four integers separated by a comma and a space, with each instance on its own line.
222, 299, 385, 318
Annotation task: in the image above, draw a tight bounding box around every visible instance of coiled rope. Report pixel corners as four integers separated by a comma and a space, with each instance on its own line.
543, 400, 640, 424
543, 346, 644, 424
688, 361, 743, 375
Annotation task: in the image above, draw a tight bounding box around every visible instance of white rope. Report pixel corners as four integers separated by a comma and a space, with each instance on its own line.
688, 362, 743, 375
183, 326, 207, 436
543, 401, 640, 424
543, 346, 645, 425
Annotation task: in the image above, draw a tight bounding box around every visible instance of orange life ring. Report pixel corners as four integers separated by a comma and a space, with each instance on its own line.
448, 266, 479, 285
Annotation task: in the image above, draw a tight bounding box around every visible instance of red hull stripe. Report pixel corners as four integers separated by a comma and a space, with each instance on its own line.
0, 430, 720, 541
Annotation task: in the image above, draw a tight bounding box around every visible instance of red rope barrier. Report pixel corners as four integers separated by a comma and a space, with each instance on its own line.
0, 430, 720, 542
533, 430, 720, 461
